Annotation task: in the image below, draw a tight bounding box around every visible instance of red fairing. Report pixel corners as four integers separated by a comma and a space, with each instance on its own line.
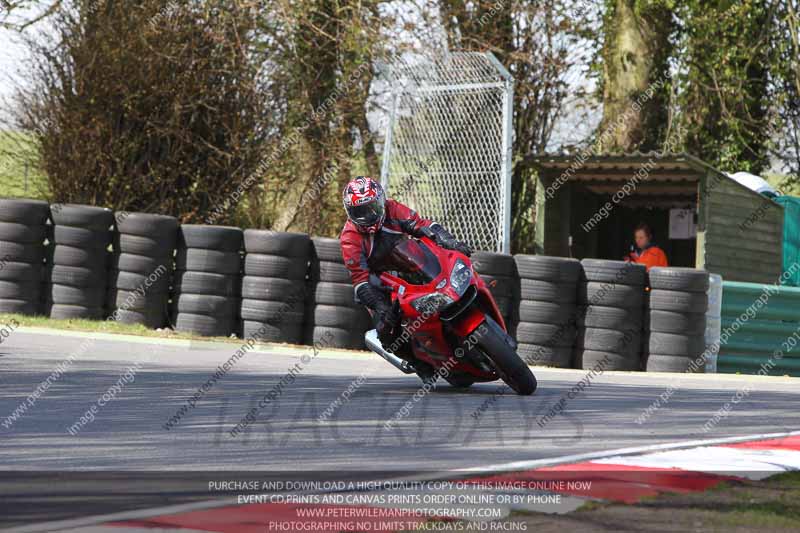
339, 199, 432, 286
449, 308, 486, 338
375, 236, 501, 380
448, 278, 506, 338
355, 231, 535, 392
476, 279, 507, 331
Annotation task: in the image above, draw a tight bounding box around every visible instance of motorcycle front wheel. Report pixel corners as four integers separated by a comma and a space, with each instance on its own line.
476, 321, 537, 395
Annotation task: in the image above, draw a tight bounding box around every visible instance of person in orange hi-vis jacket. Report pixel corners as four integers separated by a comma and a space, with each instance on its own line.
624, 222, 668, 271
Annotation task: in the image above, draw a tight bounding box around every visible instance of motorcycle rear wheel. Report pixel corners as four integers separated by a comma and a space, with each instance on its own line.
476, 322, 537, 395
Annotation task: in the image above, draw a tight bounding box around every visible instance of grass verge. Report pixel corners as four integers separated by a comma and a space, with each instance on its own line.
0, 130, 48, 199
0, 312, 238, 343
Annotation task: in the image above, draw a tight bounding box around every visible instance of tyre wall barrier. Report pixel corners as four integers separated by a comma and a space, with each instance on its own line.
241, 230, 310, 344
47, 204, 114, 319
0, 199, 49, 315
705, 273, 723, 373
0, 198, 730, 369
110, 212, 177, 328
172, 225, 243, 337
645, 267, 709, 373
306, 237, 371, 349
509, 259, 713, 373
512, 254, 580, 368
719, 280, 800, 376
578, 259, 646, 371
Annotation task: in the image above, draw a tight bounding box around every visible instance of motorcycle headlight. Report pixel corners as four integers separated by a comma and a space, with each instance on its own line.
450, 259, 472, 296
410, 293, 454, 316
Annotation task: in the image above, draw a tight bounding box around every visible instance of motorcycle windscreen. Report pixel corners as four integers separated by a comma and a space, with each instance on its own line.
386, 238, 442, 285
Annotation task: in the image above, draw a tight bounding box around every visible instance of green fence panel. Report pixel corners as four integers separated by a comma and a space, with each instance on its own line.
719, 317, 800, 355
717, 354, 800, 375
720, 281, 800, 321
719, 280, 800, 376
775, 196, 800, 287
721, 296, 798, 322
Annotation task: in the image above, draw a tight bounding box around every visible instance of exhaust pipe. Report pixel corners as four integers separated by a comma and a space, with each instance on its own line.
364, 329, 416, 374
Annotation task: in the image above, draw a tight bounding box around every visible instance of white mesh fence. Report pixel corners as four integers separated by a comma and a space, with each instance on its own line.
380, 52, 514, 253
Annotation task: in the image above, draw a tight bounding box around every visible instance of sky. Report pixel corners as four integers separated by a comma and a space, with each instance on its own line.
0, 28, 28, 122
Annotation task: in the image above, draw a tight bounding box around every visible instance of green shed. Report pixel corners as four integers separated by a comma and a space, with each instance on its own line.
529, 152, 784, 284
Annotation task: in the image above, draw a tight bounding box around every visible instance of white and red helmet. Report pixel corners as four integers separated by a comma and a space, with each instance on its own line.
342, 176, 386, 233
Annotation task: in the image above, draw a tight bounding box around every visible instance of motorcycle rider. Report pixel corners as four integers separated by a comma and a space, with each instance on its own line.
339, 176, 472, 348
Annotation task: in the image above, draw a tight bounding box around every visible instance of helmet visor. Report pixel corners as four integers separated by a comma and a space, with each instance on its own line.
348, 199, 385, 226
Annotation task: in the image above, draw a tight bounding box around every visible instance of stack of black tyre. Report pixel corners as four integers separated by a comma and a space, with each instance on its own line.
645, 267, 709, 372
108, 213, 177, 327
45, 204, 114, 319
172, 225, 242, 337
306, 237, 371, 349
472, 251, 518, 333
0, 199, 49, 315
240, 230, 310, 343
576, 259, 647, 371
512, 255, 581, 367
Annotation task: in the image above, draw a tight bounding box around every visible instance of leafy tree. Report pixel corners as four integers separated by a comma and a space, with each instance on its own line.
678, 0, 777, 173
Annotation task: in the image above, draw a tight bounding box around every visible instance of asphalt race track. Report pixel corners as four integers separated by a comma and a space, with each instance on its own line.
1, 328, 799, 528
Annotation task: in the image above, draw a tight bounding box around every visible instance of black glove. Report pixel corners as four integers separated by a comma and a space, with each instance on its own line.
376, 300, 402, 345
357, 283, 401, 344
429, 223, 472, 256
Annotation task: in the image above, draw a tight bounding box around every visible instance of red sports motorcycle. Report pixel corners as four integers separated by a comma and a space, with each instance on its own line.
364, 231, 537, 395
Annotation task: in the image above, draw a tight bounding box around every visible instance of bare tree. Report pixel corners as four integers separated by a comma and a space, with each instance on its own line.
247, 0, 384, 236
7, 0, 273, 222
436, 0, 595, 252
1, 0, 62, 30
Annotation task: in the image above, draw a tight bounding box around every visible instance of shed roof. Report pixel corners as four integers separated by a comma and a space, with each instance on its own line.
528, 151, 719, 182
527, 152, 725, 203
